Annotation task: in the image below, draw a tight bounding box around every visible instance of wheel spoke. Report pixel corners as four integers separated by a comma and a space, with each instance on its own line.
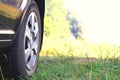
32, 39, 38, 54
26, 62, 32, 70
27, 51, 37, 70
30, 13, 35, 30
25, 44, 31, 62
25, 25, 30, 37
25, 25, 32, 40
30, 51, 37, 67
33, 22, 39, 38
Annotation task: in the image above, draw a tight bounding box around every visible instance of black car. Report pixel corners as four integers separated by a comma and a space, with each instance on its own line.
0, 0, 45, 79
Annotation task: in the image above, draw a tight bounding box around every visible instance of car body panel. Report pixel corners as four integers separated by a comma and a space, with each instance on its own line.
0, 0, 45, 47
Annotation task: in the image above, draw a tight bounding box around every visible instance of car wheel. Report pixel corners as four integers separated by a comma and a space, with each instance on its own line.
2, 0, 41, 79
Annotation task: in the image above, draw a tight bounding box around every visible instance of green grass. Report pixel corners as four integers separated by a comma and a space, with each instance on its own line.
29, 56, 120, 80
34, 35, 120, 80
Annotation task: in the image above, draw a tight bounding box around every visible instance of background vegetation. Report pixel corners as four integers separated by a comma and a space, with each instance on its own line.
41, 0, 120, 58
41, 0, 85, 57
1, 0, 120, 80
33, 0, 120, 80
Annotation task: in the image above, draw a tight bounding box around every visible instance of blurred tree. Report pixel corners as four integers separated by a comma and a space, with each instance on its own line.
45, 0, 70, 38
46, 0, 53, 16
66, 11, 83, 39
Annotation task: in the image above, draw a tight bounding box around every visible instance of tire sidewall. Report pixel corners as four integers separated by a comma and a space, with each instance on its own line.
13, 0, 41, 76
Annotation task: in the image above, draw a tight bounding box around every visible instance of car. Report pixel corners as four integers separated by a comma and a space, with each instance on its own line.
0, 0, 45, 79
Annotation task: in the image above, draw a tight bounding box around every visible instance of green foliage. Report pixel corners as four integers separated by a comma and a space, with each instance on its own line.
30, 57, 120, 80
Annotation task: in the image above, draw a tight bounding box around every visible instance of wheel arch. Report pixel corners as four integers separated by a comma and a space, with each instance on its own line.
16, 0, 45, 50
34, 0, 45, 49
34, 0, 45, 22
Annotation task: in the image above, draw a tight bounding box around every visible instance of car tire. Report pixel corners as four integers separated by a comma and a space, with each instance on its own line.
1, 0, 42, 79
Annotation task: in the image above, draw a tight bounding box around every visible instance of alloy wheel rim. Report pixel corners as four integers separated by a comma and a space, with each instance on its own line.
24, 12, 39, 70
